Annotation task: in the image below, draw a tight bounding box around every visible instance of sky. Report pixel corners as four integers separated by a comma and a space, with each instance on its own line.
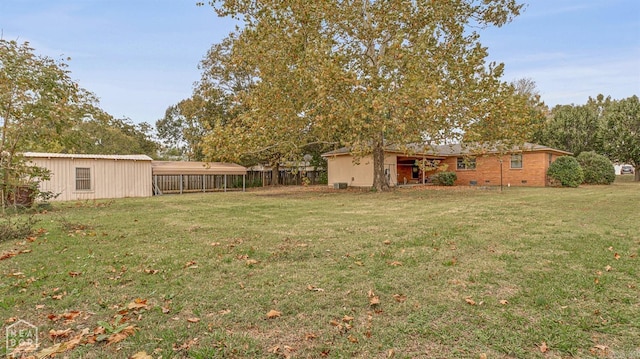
1, 0, 639, 126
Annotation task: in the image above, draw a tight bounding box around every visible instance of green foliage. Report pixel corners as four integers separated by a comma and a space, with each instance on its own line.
576, 151, 615, 185
537, 100, 606, 155
602, 95, 640, 181
547, 156, 584, 188
201, 0, 525, 191
0, 39, 97, 208
431, 172, 457, 186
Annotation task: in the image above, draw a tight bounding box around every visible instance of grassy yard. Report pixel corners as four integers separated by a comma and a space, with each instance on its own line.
1, 179, 639, 358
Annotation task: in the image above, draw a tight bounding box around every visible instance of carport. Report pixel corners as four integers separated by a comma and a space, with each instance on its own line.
151, 161, 247, 195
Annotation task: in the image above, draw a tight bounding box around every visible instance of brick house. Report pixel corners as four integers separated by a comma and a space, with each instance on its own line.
322, 143, 572, 188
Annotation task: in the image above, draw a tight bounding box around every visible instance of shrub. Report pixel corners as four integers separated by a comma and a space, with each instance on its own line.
0, 215, 36, 243
431, 172, 457, 186
576, 151, 615, 185
547, 156, 584, 188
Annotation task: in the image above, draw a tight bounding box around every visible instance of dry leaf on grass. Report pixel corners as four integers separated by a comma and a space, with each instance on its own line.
184, 260, 197, 269
68, 271, 82, 277
465, 297, 476, 306
393, 294, 407, 303
130, 351, 153, 359
187, 317, 200, 323
266, 310, 282, 319
388, 261, 402, 266
49, 328, 73, 339
539, 341, 548, 353
127, 298, 150, 310
106, 325, 137, 345
306, 285, 325, 292
499, 299, 509, 305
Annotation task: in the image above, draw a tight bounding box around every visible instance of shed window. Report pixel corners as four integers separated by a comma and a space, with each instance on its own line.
511, 154, 523, 169
75, 167, 91, 191
456, 157, 476, 170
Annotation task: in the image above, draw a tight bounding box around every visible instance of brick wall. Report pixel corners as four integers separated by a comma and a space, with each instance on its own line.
440, 152, 563, 187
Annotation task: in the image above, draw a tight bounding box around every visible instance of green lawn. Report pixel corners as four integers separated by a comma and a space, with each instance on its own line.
1, 180, 639, 358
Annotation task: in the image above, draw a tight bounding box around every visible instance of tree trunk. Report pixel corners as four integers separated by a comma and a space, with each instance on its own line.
635, 166, 640, 182
271, 161, 280, 186
372, 136, 390, 191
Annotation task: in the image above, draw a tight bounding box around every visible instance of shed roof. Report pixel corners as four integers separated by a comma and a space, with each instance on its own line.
23, 152, 153, 161
151, 161, 247, 175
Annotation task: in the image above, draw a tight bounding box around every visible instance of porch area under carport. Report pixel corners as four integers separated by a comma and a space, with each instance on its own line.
395, 155, 445, 185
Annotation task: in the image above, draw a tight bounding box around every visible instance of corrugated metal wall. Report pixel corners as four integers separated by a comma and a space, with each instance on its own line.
28, 157, 152, 201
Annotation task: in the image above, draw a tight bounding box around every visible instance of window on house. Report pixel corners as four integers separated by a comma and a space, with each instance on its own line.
456, 157, 476, 170
75, 167, 91, 191
511, 154, 523, 169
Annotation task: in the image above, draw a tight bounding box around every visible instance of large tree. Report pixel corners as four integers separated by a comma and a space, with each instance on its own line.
536, 95, 610, 156
203, 0, 525, 190
1, 39, 97, 206
602, 95, 640, 181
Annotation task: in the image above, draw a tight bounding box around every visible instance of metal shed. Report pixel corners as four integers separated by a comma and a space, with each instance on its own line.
24, 152, 153, 201
151, 161, 247, 194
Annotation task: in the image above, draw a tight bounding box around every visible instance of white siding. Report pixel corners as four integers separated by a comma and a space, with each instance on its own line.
27, 157, 152, 201
326, 154, 398, 188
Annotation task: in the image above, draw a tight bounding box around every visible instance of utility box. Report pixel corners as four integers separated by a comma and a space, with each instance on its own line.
333, 182, 348, 189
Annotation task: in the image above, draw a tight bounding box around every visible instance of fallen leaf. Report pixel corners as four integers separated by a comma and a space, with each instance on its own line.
307, 285, 325, 292
383, 240, 391, 245
393, 294, 407, 303
499, 299, 509, 305
49, 328, 73, 339
246, 259, 259, 265
305, 333, 317, 340
187, 317, 200, 323
173, 338, 198, 351
605, 265, 612, 272
388, 261, 402, 266
127, 298, 150, 310
184, 260, 197, 269
106, 325, 137, 345
465, 297, 476, 306
0, 251, 17, 260
143, 269, 159, 274
387, 349, 395, 358
347, 334, 358, 343
218, 309, 231, 315
342, 315, 354, 322
68, 271, 82, 277
479, 353, 487, 359
354, 261, 364, 266
369, 296, 380, 306
266, 309, 281, 319
130, 351, 153, 359
539, 341, 548, 353
614, 253, 621, 260
63, 311, 81, 322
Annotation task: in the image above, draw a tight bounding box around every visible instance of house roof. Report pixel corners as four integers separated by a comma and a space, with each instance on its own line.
151, 161, 247, 176
322, 143, 572, 157
23, 152, 153, 161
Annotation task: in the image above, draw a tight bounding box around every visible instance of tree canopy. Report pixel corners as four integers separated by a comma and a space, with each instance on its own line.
198, 0, 528, 190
